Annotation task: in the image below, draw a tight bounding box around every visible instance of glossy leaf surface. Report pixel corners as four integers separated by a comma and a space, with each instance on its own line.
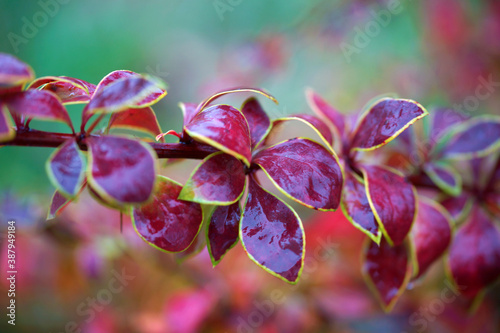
180, 102, 199, 126
87, 135, 157, 204
4, 90, 73, 131
184, 104, 252, 166
362, 238, 410, 312
361, 165, 415, 246
240, 176, 304, 283
178, 152, 246, 205
241, 97, 271, 149
86, 76, 166, 114
423, 162, 461, 196
27, 76, 96, 104
132, 176, 203, 253
440, 117, 500, 159
207, 202, 241, 265
448, 206, 500, 298
350, 98, 427, 151
341, 170, 381, 243
108, 107, 162, 139
253, 138, 343, 210
410, 198, 452, 279
46, 139, 86, 197
306, 89, 345, 139
0, 53, 34, 86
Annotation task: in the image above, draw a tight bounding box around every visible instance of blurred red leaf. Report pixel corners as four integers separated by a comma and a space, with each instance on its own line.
306, 89, 345, 140
0, 53, 34, 87
207, 202, 241, 266
108, 106, 162, 139
241, 97, 271, 149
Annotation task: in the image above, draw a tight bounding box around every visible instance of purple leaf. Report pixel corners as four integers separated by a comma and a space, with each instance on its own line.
440, 193, 473, 223
361, 165, 416, 246
87, 135, 158, 205
306, 89, 345, 140
240, 176, 305, 283
4, 90, 74, 131
253, 138, 343, 211
440, 116, 500, 159
184, 104, 252, 166
241, 97, 271, 149
178, 152, 246, 205
0, 53, 34, 87
46, 139, 86, 197
350, 98, 428, 151
430, 108, 468, 143
207, 202, 241, 266
447, 206, 500, 298
47, 190, 72, 220
341, 170, 381, 244
272, 114, 333, 149
362, 238, 410, 312
132, 176, 203, 253
423, 162, 462, 196
410, 198, 452, 279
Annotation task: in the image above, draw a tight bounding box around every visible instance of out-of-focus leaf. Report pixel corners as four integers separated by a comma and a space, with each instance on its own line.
361, 165, 416, 246
305, 89, 345, 140
362, 238, 411, 312
410, 198, 452, 279
207, 202, 241, 266
175, 231, 207, 264
46, 139, 86, 197
180, 102, 199, 126
423, 162, 462, 196
272, 114, 333, 149
196, 87, 277, 113
241, 97, 271, 149
439, 116, 500, 159
132, 176, 203, 253
430, 108, 468, 143
447, 206, 500, 298
108, 107, 162, 139
4, 90, 74, 131
27, 76, 96, 104
440, 193, 473, 223
350, 98, 428, 151
85, 76, 166, 114
164, 289, 216, 333
240, 176, 305, 284
253, 138, 343, 211
47, 190, 72, 220
184, 104, 252, 166
0, 103, 15, 143
341, 170, 381, 244
178, 152, 246, 205
0, 53, 34, 87
87, 135, 158, 205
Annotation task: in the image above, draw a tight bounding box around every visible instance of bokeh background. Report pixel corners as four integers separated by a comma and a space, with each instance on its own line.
1, 0, 500, 332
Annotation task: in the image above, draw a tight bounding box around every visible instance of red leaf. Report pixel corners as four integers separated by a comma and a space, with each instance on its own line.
440, 116, 500, 159
87, 135, 158, 205
447, 206, 500, 298
362, 238, 411, 312
241, 97, 271, 149
253, 138, 343, 211
46, 139, 86, 197
240, 176, 305, 283
430, 107, 468, 143
0, 103, 15, 143
0, 53, 34, 87
4, 90, 74, 131
184, 104, 252, 166
132, 176, 203, 253
207, 202, 241, 266
27, 76, 96, 104
196, 87, 277, 113
174, 231, 207, 264
361, 165, 416, 246
341, 170, 381, 243
440, 193, 473, 222
85, 76, 166, 114
178, 152, 246, 205
108, 107, 162, 139
423, 162, 461, 196
306, 89, 345, 140
410, 197, 452, 279
272, 114, 333, 149
180, 102, 199, 126
47, 190, 72, 220
350, 98, 428, 151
